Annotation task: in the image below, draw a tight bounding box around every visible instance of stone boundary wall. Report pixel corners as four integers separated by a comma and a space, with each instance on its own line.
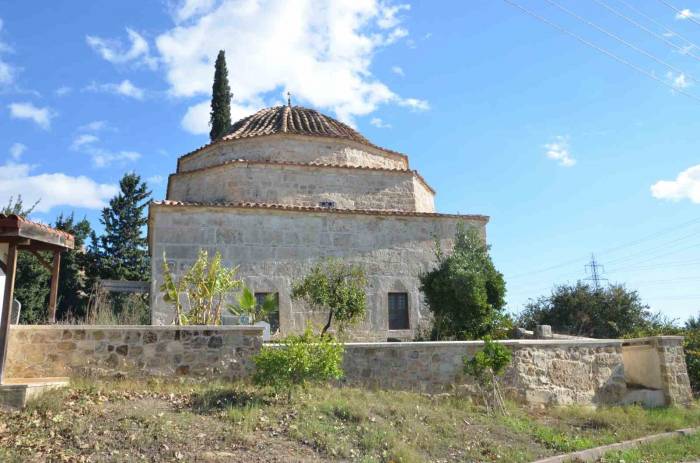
5, 325, 263, 380
340, 337, 692, 406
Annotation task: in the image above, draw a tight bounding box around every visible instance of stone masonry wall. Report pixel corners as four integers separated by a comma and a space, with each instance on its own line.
167, 162, 435, 213
5, 325, 263, 380
341, 340, 628, 406
652, 336, 693, 405
149, 205, 486, 340
178, 135, 408, 172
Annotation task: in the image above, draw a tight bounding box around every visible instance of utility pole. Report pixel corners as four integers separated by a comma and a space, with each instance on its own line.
584, 253, 608, 289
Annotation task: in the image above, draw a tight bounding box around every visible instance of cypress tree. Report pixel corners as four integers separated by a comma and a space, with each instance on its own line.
97, 173, 151, 281
209, 49, 232, 141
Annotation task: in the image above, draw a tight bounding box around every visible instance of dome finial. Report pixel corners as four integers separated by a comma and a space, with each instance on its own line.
287, 91, 291, 107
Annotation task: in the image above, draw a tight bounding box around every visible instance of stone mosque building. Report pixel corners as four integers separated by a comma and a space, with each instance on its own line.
148, 104, 488, 340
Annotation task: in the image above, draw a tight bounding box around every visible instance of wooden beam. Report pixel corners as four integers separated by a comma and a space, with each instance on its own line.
48, 251, 60, 324
0, 243, 18, 384
29, 249, 52, 272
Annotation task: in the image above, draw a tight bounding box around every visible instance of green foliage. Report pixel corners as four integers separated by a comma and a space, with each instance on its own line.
93, 173, 151, 282
420, 223, 508, 340
1, 195, 38, 216
518, 282, 655, 338
209, 50, 232, 141
291, 258, 367, 336
464, 337, 512, 383
54, 213, 93, 320
161, 250, 242, 325
227, 286, 278, 324
253, 328, 344, 398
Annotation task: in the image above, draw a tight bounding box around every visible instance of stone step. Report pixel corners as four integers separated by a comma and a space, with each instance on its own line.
0, 377, 69, 409
620, 388, 666, 408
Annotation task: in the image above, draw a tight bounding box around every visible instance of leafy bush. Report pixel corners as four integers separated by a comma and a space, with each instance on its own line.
253, 328, 344, 399
420, 223, 509, 340
161, 250, 242, 325
227, 286, 278, 324
291, 259, 367, 336
464, 337, 512, 414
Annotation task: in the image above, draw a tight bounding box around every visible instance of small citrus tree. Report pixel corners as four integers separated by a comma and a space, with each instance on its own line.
291, 258, 367, 336
161, 250, 242, 325
253, 327, 344, 400
463, 337, 512, 415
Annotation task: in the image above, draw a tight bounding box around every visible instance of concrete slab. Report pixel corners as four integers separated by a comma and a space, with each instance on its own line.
0, 377, 69, 409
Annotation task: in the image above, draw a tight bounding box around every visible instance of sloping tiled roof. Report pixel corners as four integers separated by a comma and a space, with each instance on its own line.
177, 105, 408, 163
0, 214, 75, 249
151, 200, 488, 222
170, 159, 436, 194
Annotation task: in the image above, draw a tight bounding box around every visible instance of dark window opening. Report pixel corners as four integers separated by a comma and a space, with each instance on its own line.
255, 292, 280, 333
388, 292, 409, 330
319, 200, 336, 208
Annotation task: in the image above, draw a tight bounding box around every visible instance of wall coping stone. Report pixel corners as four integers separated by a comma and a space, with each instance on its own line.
9, 325, 263, 334
342, 339, 624, 348
622, 336, 685, 345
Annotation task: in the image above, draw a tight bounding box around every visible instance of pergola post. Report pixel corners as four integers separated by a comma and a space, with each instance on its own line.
0, 243, 18, 384
48, 250, 61, 323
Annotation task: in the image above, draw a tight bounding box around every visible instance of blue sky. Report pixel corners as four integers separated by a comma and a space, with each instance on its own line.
0, 0, 699, 321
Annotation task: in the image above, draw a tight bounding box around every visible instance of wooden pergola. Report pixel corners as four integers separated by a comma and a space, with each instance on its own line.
0, 214, 74, 383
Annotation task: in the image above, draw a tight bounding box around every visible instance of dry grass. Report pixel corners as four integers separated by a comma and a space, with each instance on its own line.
2, 378, 700, 462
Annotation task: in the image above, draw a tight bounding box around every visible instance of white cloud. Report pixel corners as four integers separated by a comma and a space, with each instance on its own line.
86, 79, 145, 99
391, 65, 404, 76
91, 150, 141, 168
0, 162, 118, 212
9, 142, 26, 160
86, 28, 156, 69
79, 120, 108, 132
544, 136, 576, 167
8, 102, 55, 129
55, 86, 72, 96
147, 174, 165, 185
156, 0, 427, 131
0, 18, 15, 86
667, 71, 691, 90
181, 99, 260, 135
651, 164, 700, 203
370, 117, 391, 128
71, 134, 99, 150
676, 9, 700, 20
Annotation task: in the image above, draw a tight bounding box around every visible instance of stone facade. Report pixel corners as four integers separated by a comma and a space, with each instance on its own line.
149, 205, 486, 340
5, 325, 262, 380
151, 105, 488, 340
178, 134, 408, 172
167, 161, 435, 213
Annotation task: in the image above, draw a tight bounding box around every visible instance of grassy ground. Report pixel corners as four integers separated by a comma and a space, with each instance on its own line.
598, 432, 700, 462
1, 379, 700, 462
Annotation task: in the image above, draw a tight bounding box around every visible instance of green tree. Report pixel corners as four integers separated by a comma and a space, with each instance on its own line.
291, 259, 367, 336
253, 327, 344, 400
420, 224, 508, 340
518, 282, 653, 338
53, 213, 93, 320
463, 337, 512, 414
209, 50, 232, 141
95, 173, 151, 281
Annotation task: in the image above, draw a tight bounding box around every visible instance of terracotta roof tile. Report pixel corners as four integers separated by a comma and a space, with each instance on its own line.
0, 214, 75, 248
177, 106, 408, 164
151, 200, 488, 222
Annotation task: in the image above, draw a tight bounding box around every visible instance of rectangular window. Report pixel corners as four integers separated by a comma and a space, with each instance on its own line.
388, 292, 409, 330
255, 292, 280, 333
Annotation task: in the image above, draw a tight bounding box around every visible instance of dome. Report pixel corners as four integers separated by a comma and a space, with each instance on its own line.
222, 105, 372, 146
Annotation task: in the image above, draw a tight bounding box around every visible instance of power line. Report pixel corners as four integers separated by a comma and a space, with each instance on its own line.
584, 254, 608, 289
592, 0, 700, 63
544, 0, 699, 84
616, 0, 700, 52
656, 0, 700, 29
501, 0, 700, 103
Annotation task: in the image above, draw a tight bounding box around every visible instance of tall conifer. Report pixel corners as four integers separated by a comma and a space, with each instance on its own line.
209, 50, 232, 141
97, 173, 151, 281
